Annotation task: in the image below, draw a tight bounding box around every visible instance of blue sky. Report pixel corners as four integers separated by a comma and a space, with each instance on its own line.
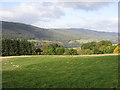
0, 1, 118, 32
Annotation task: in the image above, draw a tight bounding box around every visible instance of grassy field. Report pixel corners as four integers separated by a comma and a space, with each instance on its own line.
2, 55, 118, 88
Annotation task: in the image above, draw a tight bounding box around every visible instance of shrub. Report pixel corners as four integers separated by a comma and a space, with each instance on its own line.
35, 48, 42, 55
56, 47, 65, 55
64, 49, 77, 55
78, 49, 94, 55
41, 48, 56, 55
113, 44, 120, 53
81, 42, 96, 50
81, 40, 115, 54
41, 43, 65, 55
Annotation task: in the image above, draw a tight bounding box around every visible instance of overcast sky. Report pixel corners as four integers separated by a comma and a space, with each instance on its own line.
0, 1, 118, 32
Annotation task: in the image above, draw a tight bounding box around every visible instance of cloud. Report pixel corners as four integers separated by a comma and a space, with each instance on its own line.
61, 2, 110, 11
89, 18, 118, 32
0, 2, 110, 23
0, 2, 64, 23
0, 2, 117, 32
37, 17, 118, 32
73, 18, 118, 32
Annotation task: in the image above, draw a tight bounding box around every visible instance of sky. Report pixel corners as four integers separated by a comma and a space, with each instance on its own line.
0, 1, 118, 32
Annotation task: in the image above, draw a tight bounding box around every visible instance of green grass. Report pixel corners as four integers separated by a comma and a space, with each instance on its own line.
2, 55, 118, 88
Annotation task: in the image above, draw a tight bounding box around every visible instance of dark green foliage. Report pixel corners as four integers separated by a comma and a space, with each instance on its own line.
99, 45, 116, 54
56, 47, 65, 55
79, 40, 115, 55
2, 39, 115, 56
42, 48, 56, 55
41, 43, 77, 55
78, 49, 94, 55
2, 39, 35, 56
81, 42, 96, 50
35, 48, 42, 55
64, 49, 77, 55
98, 40, 112, 46
92, 47, 103, 54
64, 49, 71, 55
41, 44, 63, 55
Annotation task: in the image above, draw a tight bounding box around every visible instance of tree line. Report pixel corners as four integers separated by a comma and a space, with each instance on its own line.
2, 39, 77, 56
36, 43, 77, 55
2, 39, 35, 56
78, 40, 116, 55
2, 39, 118, 56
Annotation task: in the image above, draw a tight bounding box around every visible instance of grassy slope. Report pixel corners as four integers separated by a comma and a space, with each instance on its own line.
2, 55, 118, 88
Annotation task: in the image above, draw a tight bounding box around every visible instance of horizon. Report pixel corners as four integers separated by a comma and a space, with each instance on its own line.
0, 1, 118, 33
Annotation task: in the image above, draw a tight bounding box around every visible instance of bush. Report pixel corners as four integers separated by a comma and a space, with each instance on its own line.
113, 44, 120, 53
41, 43, 65, 55
80, 40, 115, 54
56, 47, 65, 55
78, 49, 94, 55
64, 49, 77, 55
81, 42, 96, 50
35, 48, 42, 55
41, 48, 56, 55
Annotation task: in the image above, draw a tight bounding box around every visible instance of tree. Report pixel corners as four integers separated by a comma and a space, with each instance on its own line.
78, 49, 94, 55
35, 48, 42, 55
113, 44, 120, 53
56, 47, 65, 55
81, 42, 96, 50
69, 49, 78, 55
80, 40, 114, 54
99, 40, 112, 46
64, 49, 77, 55
108, 45, 116, 53
41, 43, 64, 55
2, 39, 35, 56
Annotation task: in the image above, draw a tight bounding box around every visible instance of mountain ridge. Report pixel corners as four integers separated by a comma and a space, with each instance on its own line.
1, 21, 118, 47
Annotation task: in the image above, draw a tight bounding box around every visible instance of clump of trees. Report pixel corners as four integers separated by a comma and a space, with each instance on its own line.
2, 39, 35, 56
2, 39, 77, 56
64, 49, 78, 55
41, 44, 77, 55
78, 40, 116, 55
41, 44, 64, 55
2, 39, 117, 56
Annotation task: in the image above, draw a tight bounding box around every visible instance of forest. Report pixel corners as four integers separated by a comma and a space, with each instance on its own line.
2, 39, 119, 56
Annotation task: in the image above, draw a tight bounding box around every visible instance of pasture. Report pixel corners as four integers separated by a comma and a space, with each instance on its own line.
2, 55, 118, 88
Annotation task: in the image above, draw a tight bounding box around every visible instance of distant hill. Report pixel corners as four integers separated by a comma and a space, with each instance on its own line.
2, 21, 118, 47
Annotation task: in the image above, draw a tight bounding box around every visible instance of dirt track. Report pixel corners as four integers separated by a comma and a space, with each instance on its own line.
0, 53, 119, 59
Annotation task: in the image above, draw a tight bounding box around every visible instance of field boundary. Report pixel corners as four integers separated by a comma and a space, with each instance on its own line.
0, 53, 119, 59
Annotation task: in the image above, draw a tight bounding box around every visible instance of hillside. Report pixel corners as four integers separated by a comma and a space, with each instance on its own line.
2, 21, 118, 47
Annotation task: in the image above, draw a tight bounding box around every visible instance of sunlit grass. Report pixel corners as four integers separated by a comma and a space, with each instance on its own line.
2, 55, 118, 88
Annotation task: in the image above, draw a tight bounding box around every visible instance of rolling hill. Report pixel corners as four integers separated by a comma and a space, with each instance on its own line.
2, 21, 118, 47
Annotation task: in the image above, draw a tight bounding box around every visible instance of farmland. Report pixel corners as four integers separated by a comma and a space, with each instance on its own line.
2, 55, 118, 88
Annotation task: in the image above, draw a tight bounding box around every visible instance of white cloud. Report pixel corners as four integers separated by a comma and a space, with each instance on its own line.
60, 2, 110, 11
35, 17, 118, 32
73, 18, 118, 32
0, 2, 110, 23
0, 2, 64, 23
89, 18, 118, 32
0, 2, 117, 32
